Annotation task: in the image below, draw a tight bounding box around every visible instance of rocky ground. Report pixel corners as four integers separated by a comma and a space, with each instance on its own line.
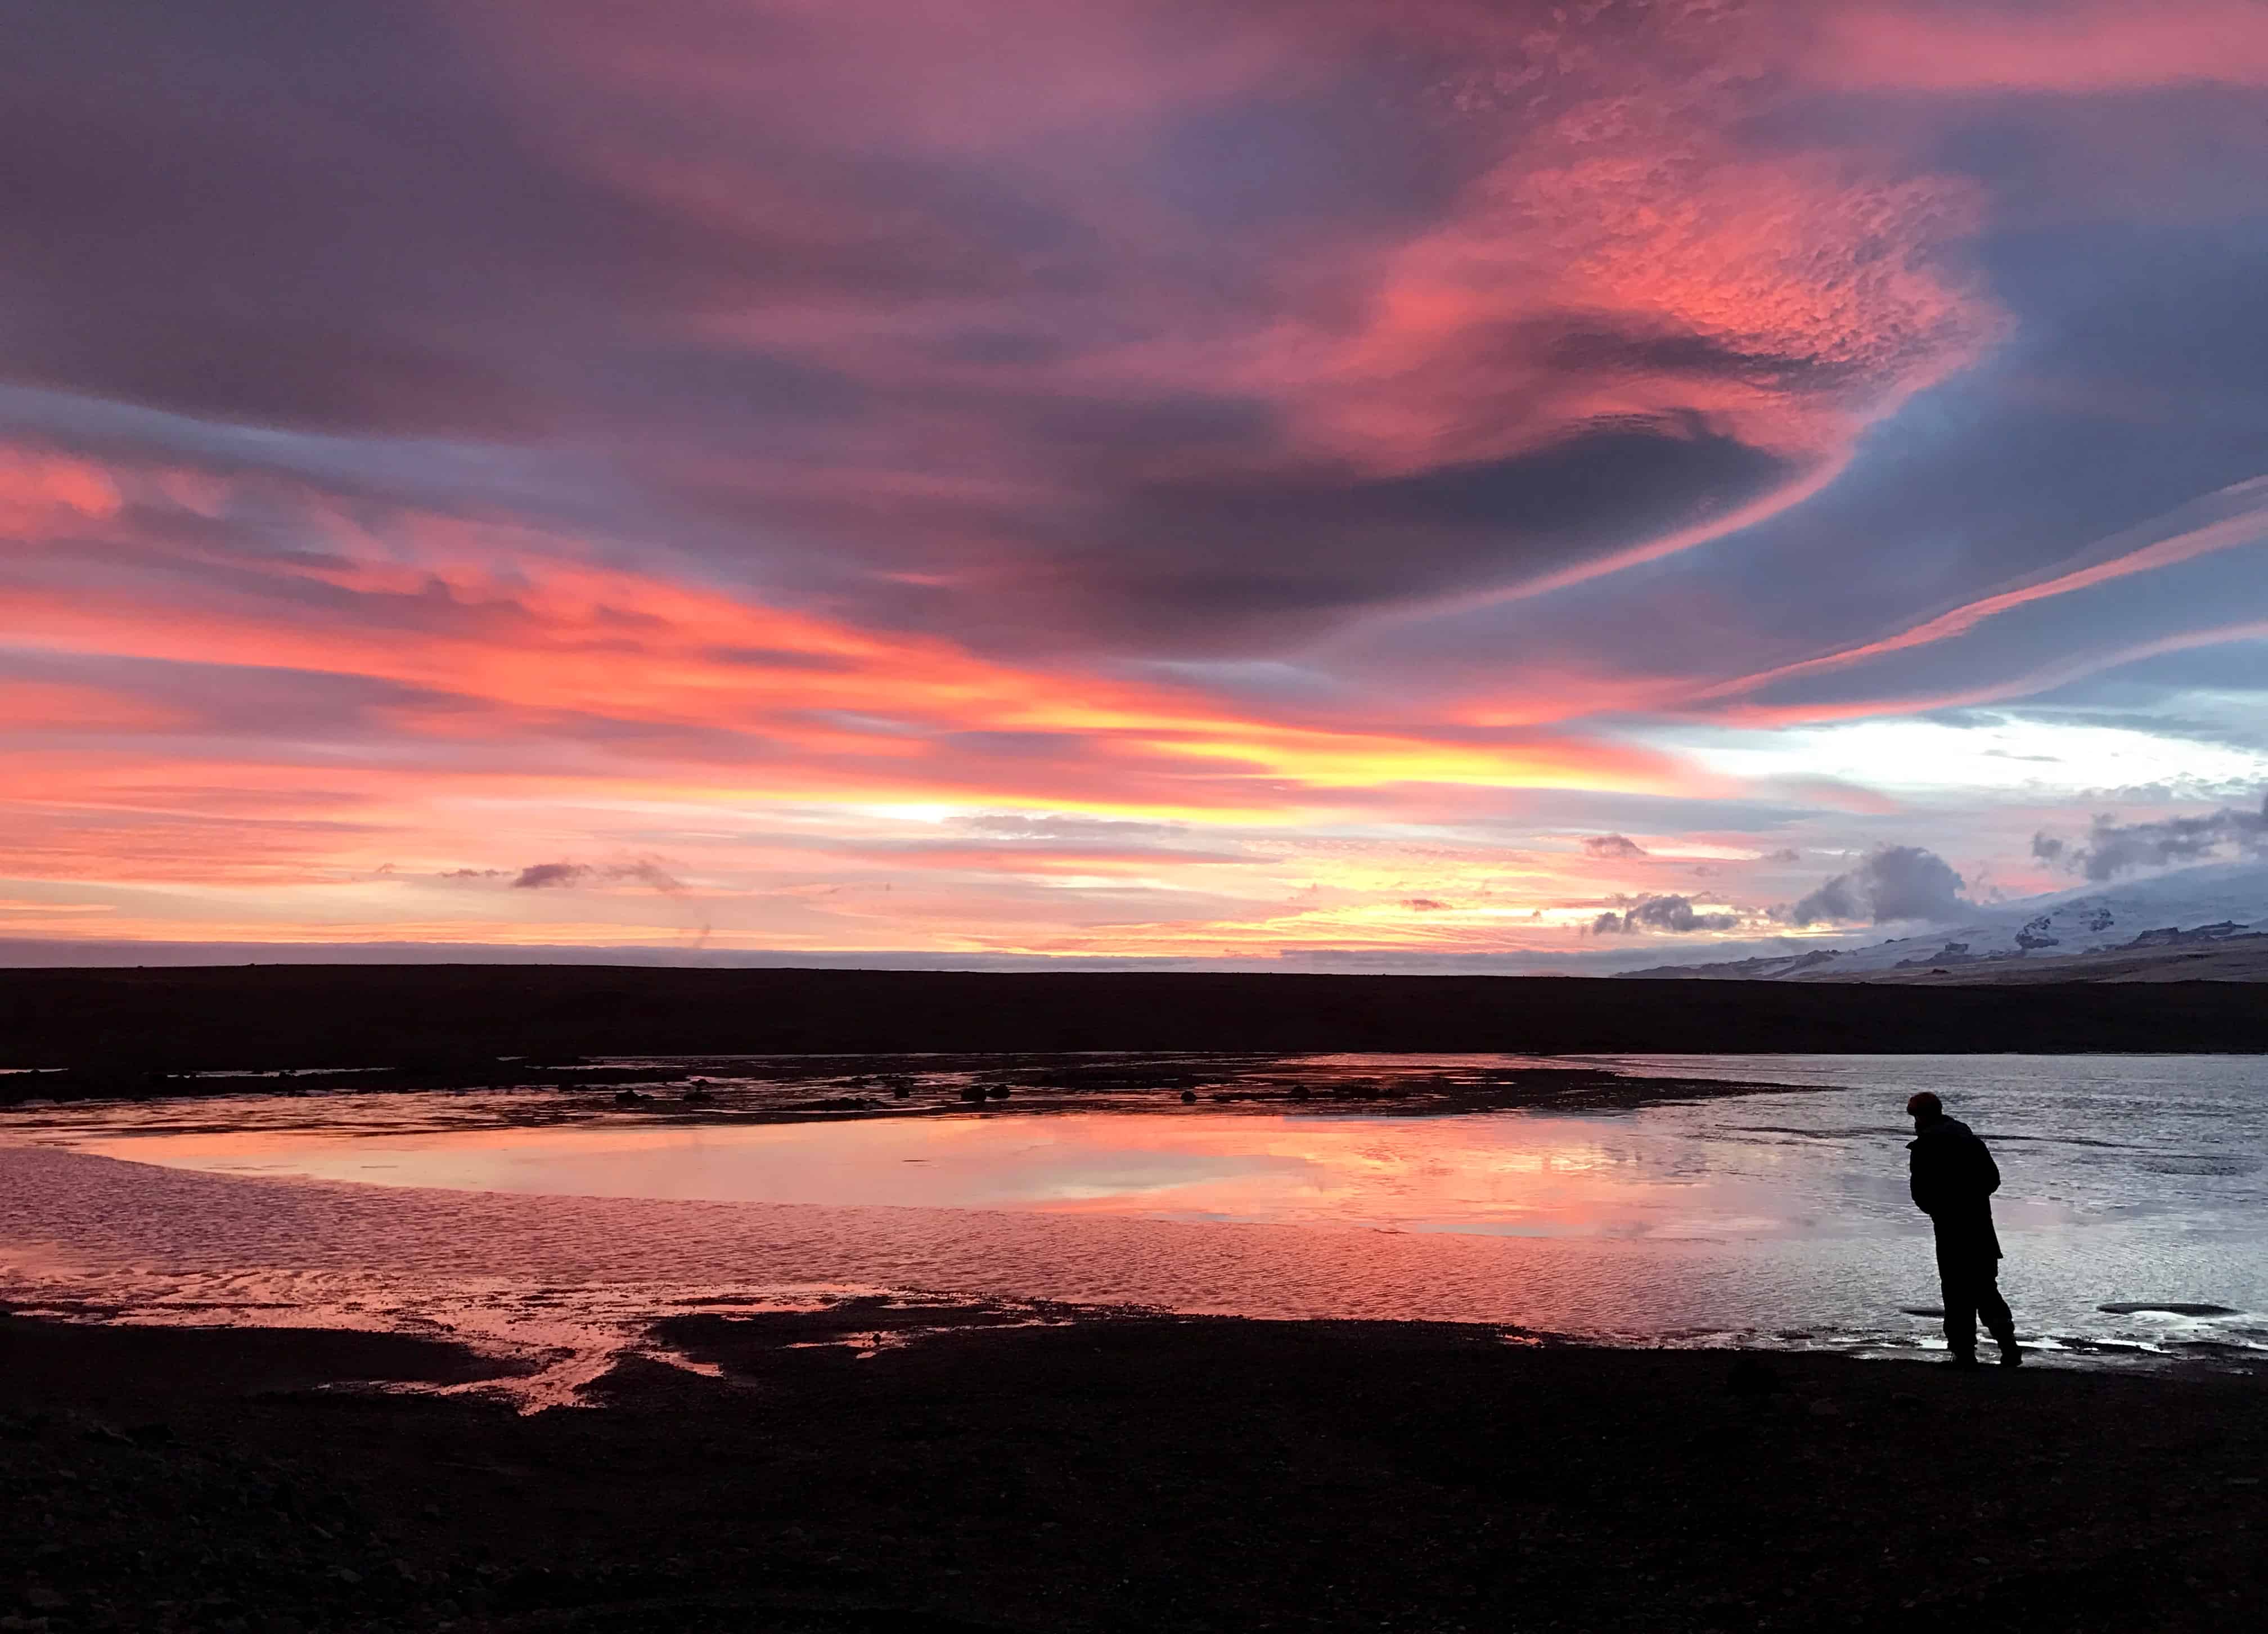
3, 1307, 2264, 1632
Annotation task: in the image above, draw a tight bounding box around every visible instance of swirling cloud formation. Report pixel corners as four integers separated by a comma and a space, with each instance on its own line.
3, 1, 2266, 964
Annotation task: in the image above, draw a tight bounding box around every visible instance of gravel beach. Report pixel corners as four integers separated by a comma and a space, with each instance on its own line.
4, 1306, 2264, 1632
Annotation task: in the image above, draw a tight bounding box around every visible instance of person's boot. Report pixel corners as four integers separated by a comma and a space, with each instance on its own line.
1995, 1331, 2022, 1367
1948, 1348, 1980, 1369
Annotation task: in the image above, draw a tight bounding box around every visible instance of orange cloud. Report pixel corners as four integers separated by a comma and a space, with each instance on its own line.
0, 679, 191, 732
0, 447, 1712, 942
2, 492, 1691, 811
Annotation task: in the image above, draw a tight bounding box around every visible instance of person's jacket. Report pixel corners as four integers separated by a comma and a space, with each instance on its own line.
1908, 1113, 2001, 1258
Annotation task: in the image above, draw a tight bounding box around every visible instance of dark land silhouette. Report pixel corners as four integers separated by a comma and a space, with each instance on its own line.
4, 965, 2268, 1077
4, 1306, 2264, 1632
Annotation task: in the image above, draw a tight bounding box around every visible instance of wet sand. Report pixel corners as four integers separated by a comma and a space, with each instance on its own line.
3, 1306, 2263, 1632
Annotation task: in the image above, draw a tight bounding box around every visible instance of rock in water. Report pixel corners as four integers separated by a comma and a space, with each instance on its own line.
2097, 1302, 2240, 1317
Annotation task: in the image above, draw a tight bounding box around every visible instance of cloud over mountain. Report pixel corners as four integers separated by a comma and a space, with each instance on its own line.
1783, 846, 1968, 926
2056, 794, 2268, 880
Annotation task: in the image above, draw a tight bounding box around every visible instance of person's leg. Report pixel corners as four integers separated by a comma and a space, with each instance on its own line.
1977, 1271, 2018, 1365
1937, 1244, 1978, 1361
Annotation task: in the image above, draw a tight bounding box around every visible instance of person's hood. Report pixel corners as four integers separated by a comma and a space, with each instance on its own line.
1907, 1113, 1973, 1150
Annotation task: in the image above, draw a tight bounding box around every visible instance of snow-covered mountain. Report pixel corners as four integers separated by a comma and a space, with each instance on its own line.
1617, 861, 2268, 980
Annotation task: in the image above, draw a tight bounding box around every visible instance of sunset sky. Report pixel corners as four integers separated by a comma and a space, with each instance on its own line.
5, 0, 2266, 968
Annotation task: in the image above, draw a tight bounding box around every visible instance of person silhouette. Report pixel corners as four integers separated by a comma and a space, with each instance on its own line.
1906, 1091, 2019, 1367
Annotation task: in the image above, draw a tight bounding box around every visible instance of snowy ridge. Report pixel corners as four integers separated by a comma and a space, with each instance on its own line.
1618, 862, 2268, 980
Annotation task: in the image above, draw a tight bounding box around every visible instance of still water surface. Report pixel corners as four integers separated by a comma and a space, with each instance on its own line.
3, 1054, 2262, 1393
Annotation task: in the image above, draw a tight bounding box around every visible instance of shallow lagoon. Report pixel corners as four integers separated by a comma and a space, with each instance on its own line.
4, 1053, 2262, 1394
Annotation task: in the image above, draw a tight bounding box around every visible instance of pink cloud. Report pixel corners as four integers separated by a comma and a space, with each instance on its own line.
1804, 2, 2268, 92
431, 0, 2006, 644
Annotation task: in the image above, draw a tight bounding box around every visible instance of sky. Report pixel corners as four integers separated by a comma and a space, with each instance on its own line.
4, 0, 2267, 970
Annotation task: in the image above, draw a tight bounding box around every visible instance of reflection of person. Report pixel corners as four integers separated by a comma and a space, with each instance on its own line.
1906, 1092, 2020, 1368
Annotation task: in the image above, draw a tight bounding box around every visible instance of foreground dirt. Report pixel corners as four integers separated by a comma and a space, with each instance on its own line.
3, 1309, 2264, 1633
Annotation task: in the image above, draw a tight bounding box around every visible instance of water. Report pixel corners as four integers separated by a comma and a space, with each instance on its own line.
3, 1053, 2262, 1402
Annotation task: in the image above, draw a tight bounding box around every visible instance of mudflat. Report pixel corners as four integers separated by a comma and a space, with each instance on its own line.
4, 1307, 2262, 1633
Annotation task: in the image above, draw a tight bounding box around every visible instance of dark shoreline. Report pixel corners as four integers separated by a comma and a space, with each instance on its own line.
6, 964, 2268, 1073
1, 1050, 1820, 1116
4, 1307, 2263, 1632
